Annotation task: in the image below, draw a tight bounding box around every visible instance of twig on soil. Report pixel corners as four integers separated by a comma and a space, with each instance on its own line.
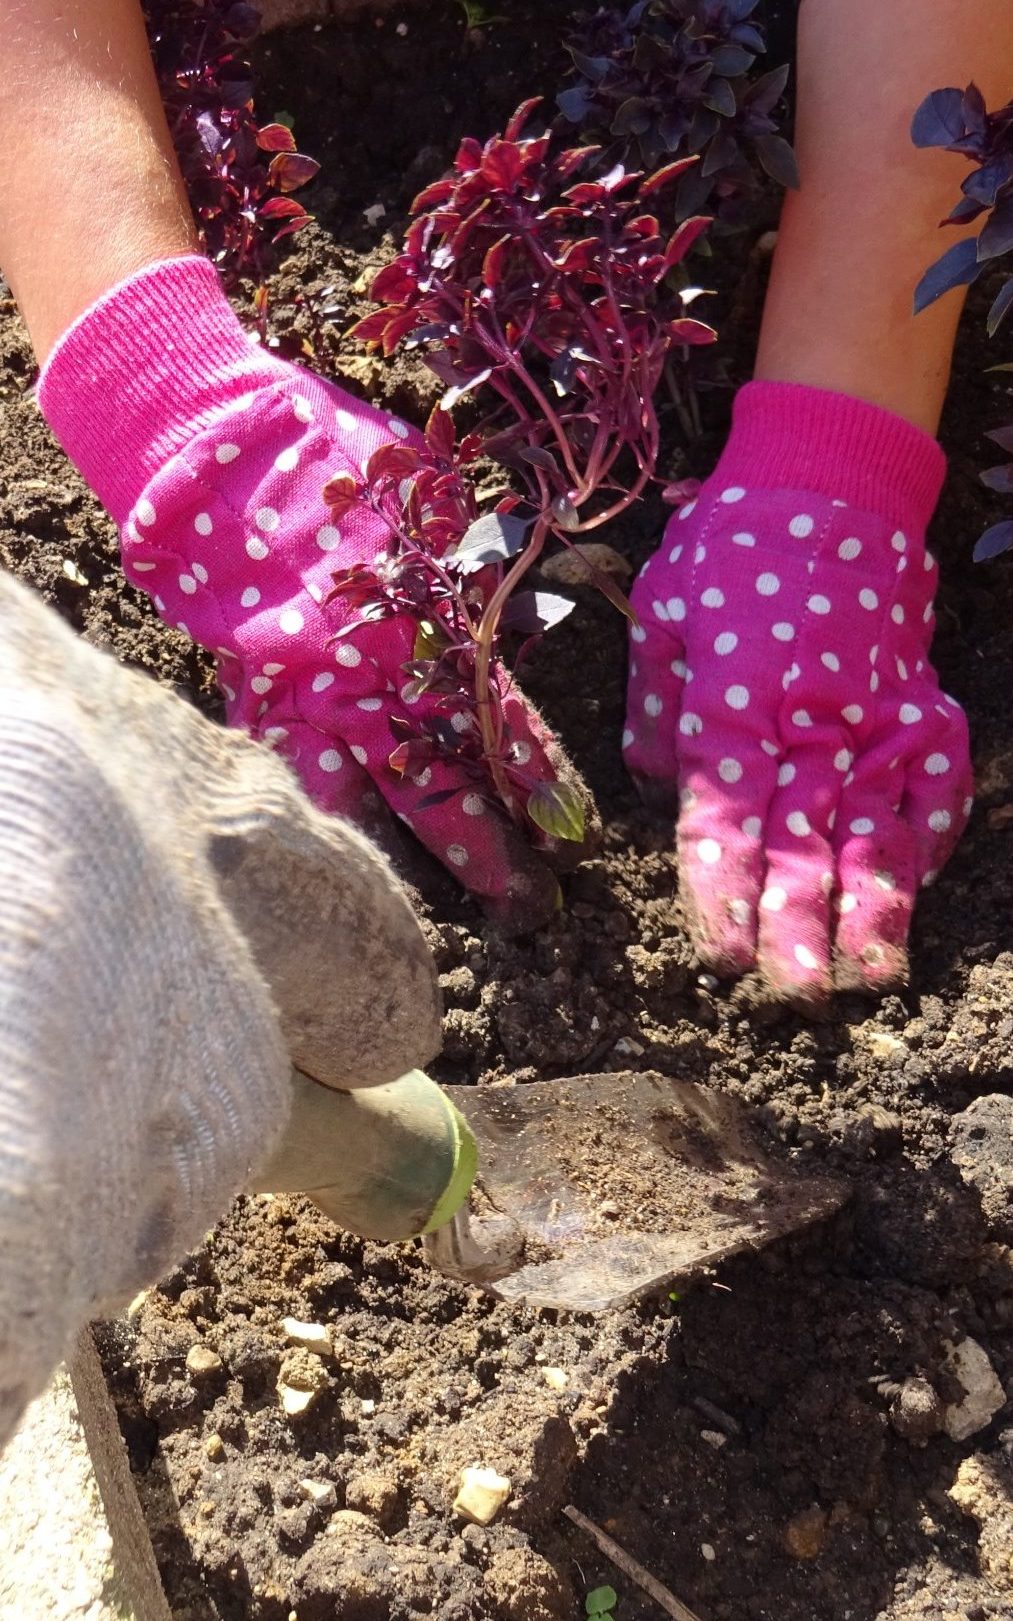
563, 1505, 705, 1621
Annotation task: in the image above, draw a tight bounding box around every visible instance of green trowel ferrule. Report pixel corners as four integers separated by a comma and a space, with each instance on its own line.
421, 1095, 477, 1234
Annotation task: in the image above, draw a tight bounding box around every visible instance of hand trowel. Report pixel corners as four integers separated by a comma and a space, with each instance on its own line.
255, 1068, 846, 1313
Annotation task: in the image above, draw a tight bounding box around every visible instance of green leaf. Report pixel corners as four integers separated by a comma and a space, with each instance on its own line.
413, 620, 448, 660
527, 781, 585, 843
586, 1586, 618, 1615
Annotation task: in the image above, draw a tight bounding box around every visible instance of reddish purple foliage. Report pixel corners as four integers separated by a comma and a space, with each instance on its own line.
331, 102, 718, 834
144, 0, 319, 286
353, 100, 714, 531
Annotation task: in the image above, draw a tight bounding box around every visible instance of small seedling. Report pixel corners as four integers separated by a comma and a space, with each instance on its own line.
586, 1583, 619, 1618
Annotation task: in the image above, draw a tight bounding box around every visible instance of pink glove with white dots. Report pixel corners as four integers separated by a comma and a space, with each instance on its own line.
624, 382, 973, 998
38, 256, 593, 929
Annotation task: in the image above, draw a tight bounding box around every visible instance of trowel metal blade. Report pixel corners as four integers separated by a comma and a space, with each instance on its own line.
435, 1071, 846, 1312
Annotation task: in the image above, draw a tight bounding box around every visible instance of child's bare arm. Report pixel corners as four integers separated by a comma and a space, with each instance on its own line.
757, 0, 1013, 434
0, 0, 196, 362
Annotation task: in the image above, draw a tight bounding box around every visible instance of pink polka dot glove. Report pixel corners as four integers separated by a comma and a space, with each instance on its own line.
38, 256, 594, 928
624, 382, 973, 998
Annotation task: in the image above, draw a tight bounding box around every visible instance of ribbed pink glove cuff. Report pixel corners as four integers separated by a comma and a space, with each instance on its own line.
37, 255, 285, 525
715, 382, 946, 534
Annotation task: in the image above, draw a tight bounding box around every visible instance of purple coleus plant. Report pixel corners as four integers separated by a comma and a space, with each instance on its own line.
556, 0, 798, 224
912, 83, 1013, 560
325, 100, 716, 840
144, 0, 319, 286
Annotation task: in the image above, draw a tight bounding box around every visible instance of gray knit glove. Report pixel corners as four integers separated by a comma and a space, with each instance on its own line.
0, 574, 439, 1448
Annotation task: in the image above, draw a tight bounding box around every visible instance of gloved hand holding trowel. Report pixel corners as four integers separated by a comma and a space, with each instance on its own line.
0, 572, 479, 1452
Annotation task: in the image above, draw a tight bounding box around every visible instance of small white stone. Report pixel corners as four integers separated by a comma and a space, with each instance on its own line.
282, 1318, 333, 1356
453, 1468, 511, 1526
942, 1338, 1005, 1440
299, 1479, 337, 1511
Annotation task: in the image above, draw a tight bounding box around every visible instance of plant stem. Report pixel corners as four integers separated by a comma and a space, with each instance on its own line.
473, 512, 551, 814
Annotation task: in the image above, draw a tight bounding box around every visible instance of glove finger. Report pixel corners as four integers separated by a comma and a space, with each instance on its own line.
830, 754, 915, 992
673, 730, 780, 974
202, 725, 442, 1090
623, 612, 689, 809
500, 683, 600, 876
327, 682, 571, 932
899, 697, 974, 886
266, 719, 402, 852
753, 762, 838, 1003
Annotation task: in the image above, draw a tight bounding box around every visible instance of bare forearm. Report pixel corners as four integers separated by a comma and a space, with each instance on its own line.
756, 0, 1013, 434
0, 0, 196, 363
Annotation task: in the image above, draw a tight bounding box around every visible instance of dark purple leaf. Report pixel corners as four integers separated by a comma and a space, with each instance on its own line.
710, 45, 754, 78
985, 422, 1013, 453
987, 278, 1013, 338
974, 520, 1013, 561
745, 62, 790, 117
451, 512, 531, 573
978, 197, 1013, 261
551, 494, 580, 532
980, 462, 1013, 493
703, 78, 737, 119
501, 591, 576, 634
913, 237, 982, 313
755, 133, 800, 190
569, 48, 612, 83
911, 88, 967, 148
557, 85, 592, 123
962, 160, 1010, 209
962, 82, 988, 135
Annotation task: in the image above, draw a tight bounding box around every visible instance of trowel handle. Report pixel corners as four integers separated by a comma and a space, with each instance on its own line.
251, 1069, 477, 1243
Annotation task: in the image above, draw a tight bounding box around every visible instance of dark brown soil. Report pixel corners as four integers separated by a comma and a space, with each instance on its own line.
3, 3, 1013, 1618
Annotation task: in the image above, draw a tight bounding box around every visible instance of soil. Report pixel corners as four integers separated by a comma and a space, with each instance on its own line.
2, 2, 1013, 1618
